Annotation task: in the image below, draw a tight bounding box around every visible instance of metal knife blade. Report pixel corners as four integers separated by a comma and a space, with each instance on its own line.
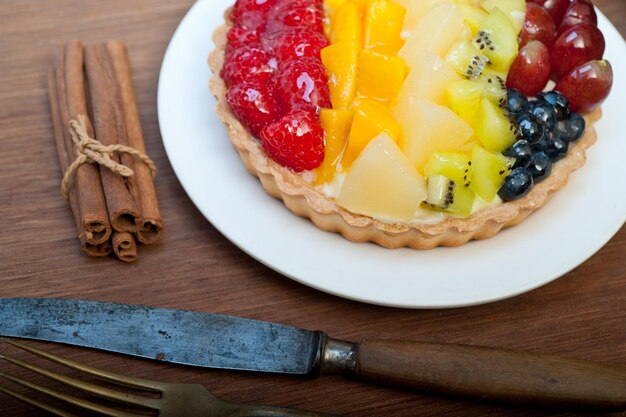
2, 297, 626, 410
0, 298, 324, 374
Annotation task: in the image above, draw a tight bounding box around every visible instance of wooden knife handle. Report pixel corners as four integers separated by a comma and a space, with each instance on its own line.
352, 340, 626, 410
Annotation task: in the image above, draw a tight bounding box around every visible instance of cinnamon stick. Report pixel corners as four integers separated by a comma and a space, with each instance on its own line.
112, 232, 138, 263
48, 68, 112, 258
54, 42, 111, 245
106, 41, 163, 244
84, 44, 140, 233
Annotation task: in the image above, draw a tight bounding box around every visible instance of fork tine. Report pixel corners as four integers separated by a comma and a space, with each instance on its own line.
0, 384, 80, 417
0, 350, 160, 410
0, 370, 138, 417
3, 338, 163, 391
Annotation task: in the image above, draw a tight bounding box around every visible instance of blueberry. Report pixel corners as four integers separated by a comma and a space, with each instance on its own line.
529, 101, 558, 129
504, 140, 533, 168
517, 114, 546, 146
528, 152, 552, 182
555, 112, 586, 143
531, 130, 552, 152
505, 89, 529, 116
545, 132, 569, 161
538, 91, 569, 120
498, 167, 534, 202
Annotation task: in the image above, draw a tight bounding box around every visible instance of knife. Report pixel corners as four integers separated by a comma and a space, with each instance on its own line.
1, 298, 625, 410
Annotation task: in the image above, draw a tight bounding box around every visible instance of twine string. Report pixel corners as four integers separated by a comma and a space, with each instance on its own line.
61, 115, 156, 200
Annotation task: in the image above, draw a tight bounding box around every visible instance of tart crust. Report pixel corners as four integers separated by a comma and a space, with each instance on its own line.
208, 17, 600, 249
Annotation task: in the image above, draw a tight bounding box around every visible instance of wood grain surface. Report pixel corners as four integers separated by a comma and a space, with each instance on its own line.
0, 1, 625, 416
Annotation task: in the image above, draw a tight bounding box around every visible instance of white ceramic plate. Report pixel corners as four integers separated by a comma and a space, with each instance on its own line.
158, 0, 626, 308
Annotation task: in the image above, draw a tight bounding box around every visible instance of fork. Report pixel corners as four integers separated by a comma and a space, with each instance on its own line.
0, 339, 338, 417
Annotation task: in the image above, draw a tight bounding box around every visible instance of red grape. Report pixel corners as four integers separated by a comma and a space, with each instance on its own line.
527, 0, 570, 26
506, 41, 551, 97
558, 1, 598, 35
555, 60, 613, 113
520, 3, 557, 48
550, 23, 605, 80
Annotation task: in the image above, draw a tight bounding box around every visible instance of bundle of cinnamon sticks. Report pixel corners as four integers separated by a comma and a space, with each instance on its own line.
48, 40, 163, 262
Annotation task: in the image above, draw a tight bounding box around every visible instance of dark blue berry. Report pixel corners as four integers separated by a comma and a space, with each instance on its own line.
505, 89, 529, 116
538, 91, 569, 120
545, 132, 569, 161
528, 152, 552, 182
499, 167, 534, 202
517, 114, 546, 146
504, 140, 533, 168
531, 129, 552, 152
555, 112, 586, 143
529, 101, 558, 129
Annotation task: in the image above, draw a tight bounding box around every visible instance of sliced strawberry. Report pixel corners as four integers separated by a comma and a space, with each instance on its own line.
221, 46, 276, 87
226, 80, 281, 137
260, 108, 325, 172
266, 29, 329, 64
277, 57, 331, 112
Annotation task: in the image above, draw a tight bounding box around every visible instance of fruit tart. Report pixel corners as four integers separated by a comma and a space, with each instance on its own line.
208, 0, 613, 249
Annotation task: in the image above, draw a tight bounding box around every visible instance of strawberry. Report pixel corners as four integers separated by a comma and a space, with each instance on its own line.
266, 29, 329, 64
226, 26, 261, 53
260, 108, 325, 172
221, 46, 276, 87
277, 57, 331, 112
226, 80, 281, 137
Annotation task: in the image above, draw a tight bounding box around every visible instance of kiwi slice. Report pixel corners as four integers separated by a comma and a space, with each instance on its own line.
446, 40, 490, 80
425, 174, 476, 218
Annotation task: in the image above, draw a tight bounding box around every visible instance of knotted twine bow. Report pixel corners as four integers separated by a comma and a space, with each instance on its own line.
61, 115, 157, 200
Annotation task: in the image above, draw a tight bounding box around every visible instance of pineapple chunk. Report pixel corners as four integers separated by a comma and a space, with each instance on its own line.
321, 41, 359, 109
317, 109, 354, 184
471, 145, 513, 202
337, 133, 427, 222
342, 99, 402, 169
398, 3, 465, 61
357, 50, 406, 102
398, 0, 444, 33
363, 0, 407, 56
445, 79, 483, 125
330, 2, 362, 45
394, 50, 460, 107
474, 97, 517, 152
394, 99, 475, 172
480, 0, 526, 33
475, 7, 519, 72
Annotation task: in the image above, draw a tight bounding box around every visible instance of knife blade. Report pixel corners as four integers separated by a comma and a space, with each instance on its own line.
1, 297, 625, 410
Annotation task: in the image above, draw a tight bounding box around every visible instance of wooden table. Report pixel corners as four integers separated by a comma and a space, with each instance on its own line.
1, 1, 625, 416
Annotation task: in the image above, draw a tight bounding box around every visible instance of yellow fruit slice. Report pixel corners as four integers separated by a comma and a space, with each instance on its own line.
474, 97, 517, 152
363, 0, 406, 56
337, 133, 427, 222
342, 99, 402, 169
330, 2, 362, 45
455, 3, 488, 35
356, 50, 406, 102
445, 79, 484, 125
476, 7, 519, 72
395, 99, 475, 172
471, 145, 513, 202
323, 0, 349, 37
321, 41, 359, 110
398, 0, 444, 32
394, 50, 460, 108
480, 0, 526, 33
399, 3, 465, 61
317, 109, 355, 184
